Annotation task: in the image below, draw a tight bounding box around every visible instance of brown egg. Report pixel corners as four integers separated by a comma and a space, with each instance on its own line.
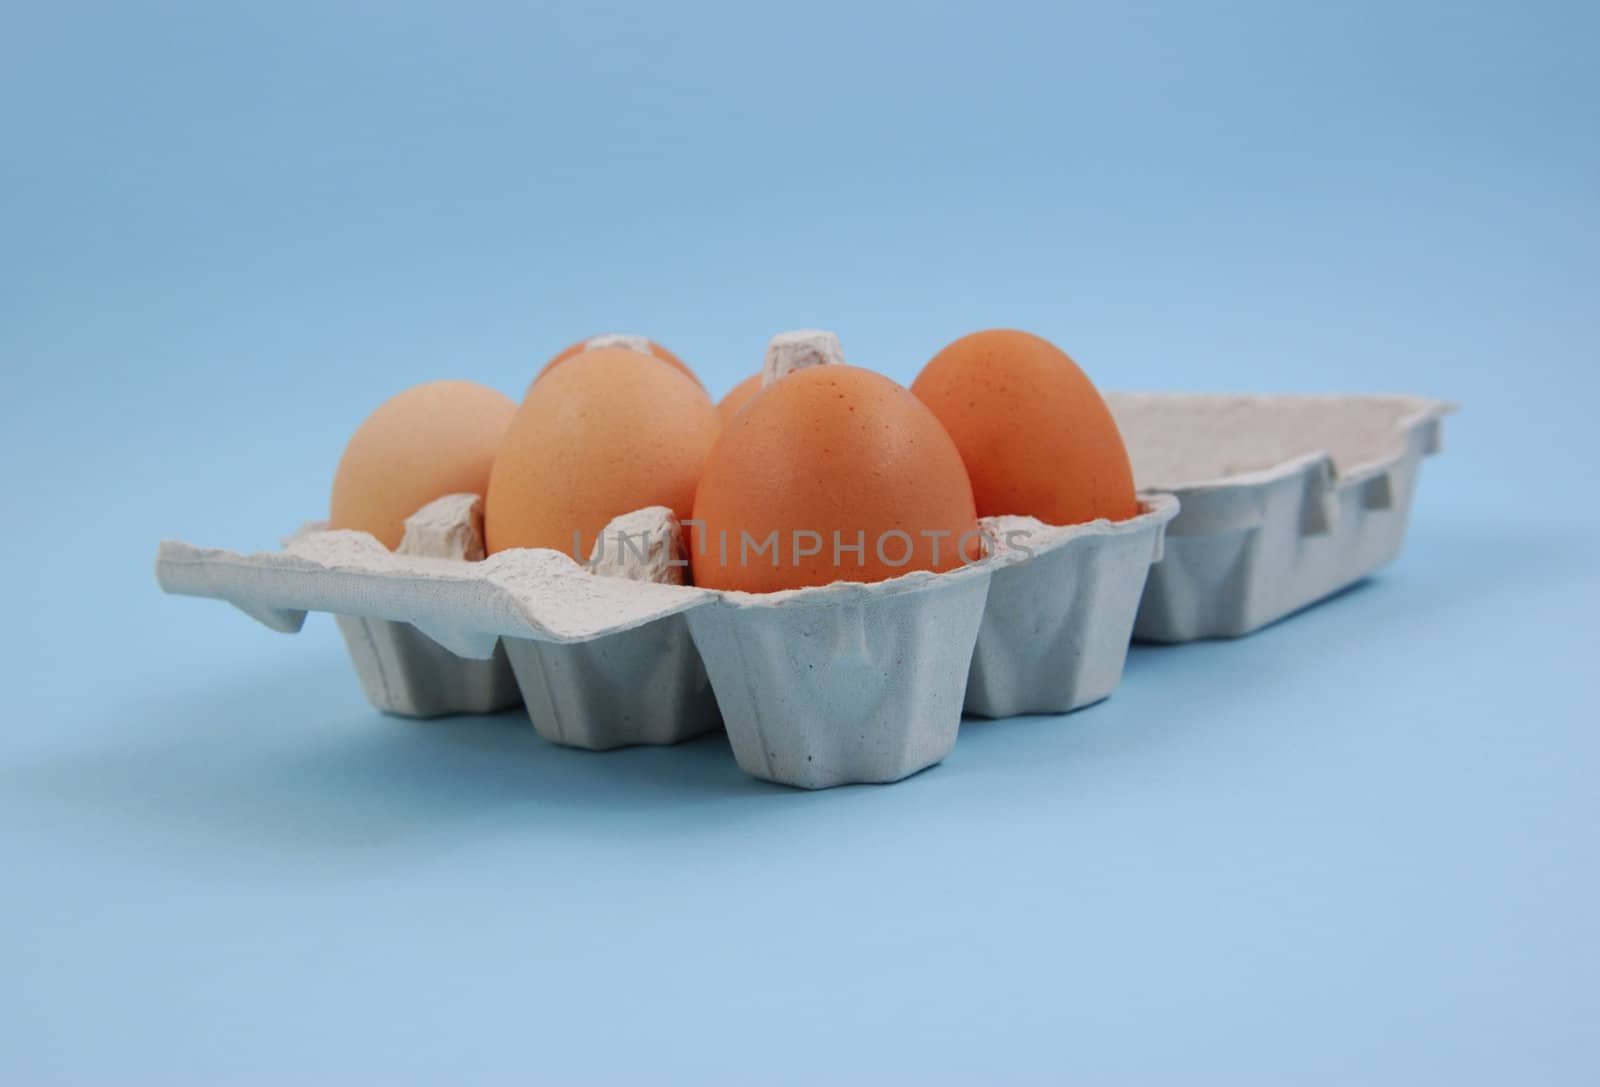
692, 365, 980, 593
716, 373, 763, 424
912, 330, 1138, 525
329, 380, 517, 551
487, 347, 722, 557
531, 334, 703, 393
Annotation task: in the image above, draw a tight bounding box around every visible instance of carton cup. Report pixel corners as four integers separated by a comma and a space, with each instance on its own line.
503, 617, 720, 750
336, 615, 521, 718
966, 496, 1178, 718
498, 505, 720, 750
686, 561, 994, 789
323, 493, 524, 719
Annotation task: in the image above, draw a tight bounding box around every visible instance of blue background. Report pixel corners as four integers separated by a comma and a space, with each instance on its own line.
3, 1, 1597, 1082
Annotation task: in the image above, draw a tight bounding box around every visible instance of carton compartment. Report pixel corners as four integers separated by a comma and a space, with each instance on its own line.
504, 616, 721, 750
336, 616, 521, 718
967, 496, 1177, 717
687, 564, 993, 789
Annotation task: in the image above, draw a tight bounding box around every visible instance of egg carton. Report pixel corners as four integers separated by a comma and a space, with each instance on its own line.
1106, 393, 1454, 641
155, 494, 1175, 788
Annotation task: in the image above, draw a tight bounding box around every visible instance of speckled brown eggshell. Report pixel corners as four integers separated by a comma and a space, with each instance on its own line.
329, 380, 518, 551
486, 347, 722, 558
715, 372, 764, 424
911, 329, 1138, 526
692, 365, 980, 593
